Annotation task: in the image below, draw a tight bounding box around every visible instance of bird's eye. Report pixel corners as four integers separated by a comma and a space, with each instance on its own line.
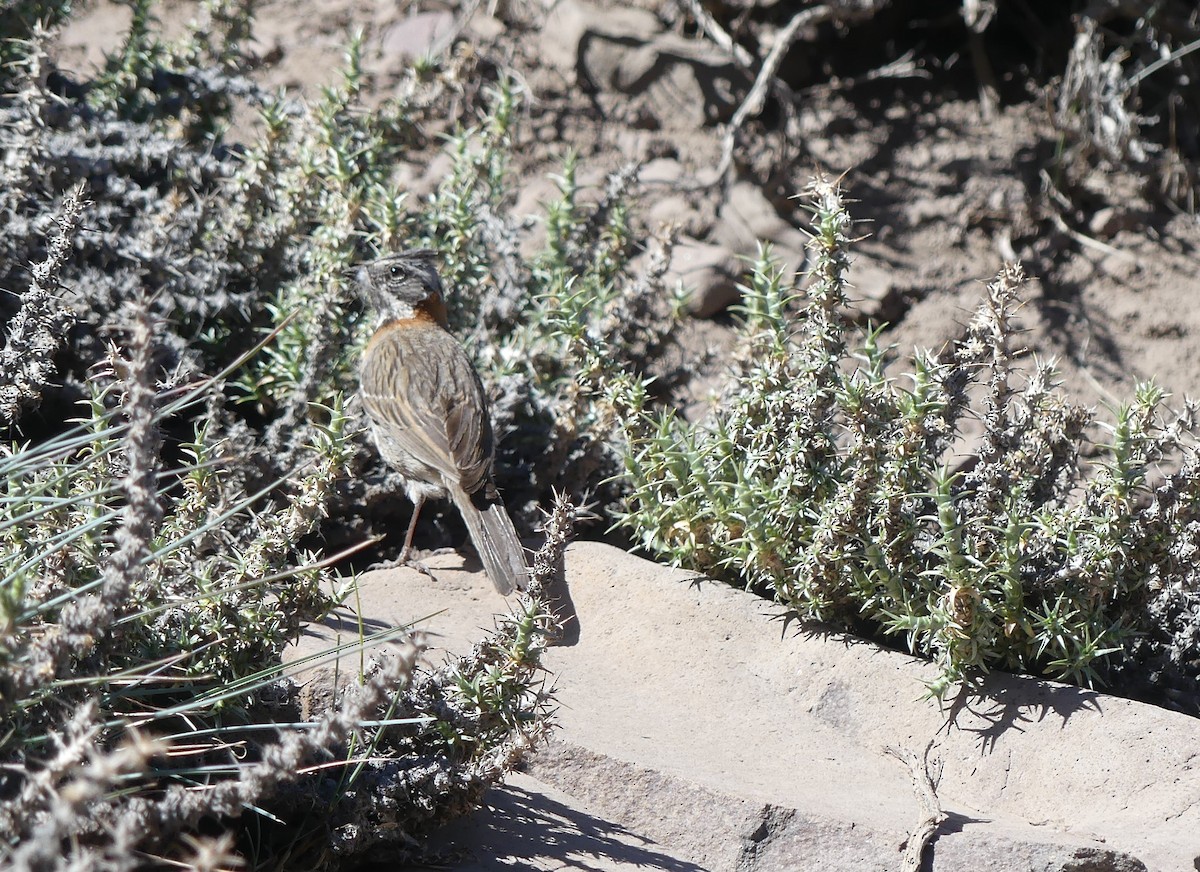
388, 264, 404, 278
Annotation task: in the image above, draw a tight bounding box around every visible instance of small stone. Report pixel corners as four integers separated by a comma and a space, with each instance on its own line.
378, 11, 454, 60
847, 255, 906, 325
713, 182, 807, 284
464, 14, 505, 42
1088, 206, 1137, 238
646, 193, 704, 239
714, 181, 793, 250
666, 237, 743, 317
641, 158, 686, 185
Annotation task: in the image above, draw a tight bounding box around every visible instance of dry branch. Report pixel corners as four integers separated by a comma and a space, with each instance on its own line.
712, 5, 832, 184
885, 739, 947, 872
679, 0, 754, 68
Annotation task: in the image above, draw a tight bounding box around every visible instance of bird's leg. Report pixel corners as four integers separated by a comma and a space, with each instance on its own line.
369, 497, 434, 577
397, 495, 424, 564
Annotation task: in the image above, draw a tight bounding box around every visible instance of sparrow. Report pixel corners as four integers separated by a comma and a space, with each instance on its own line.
353, 249, 529, 595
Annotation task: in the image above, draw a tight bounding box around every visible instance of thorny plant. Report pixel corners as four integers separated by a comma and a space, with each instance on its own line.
1050, 4, 1200, 211
588, 177, 1200, 701
0, 3, 620, 868
0, 227, 571, 868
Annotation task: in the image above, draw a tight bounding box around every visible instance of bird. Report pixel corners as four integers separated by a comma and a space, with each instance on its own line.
352, 249, 529, 595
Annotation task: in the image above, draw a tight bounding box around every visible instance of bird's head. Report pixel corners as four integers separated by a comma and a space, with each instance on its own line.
352, 249, 447, 325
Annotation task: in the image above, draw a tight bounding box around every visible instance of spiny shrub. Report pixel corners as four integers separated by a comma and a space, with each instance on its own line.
588, 177, 1200, 701
1, 3, 671, 543
0, 185, 569, 870
1051, 4, 1200, 210
0, 1, 612, 867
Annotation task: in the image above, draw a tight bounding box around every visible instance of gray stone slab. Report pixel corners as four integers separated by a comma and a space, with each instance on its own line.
286, 542, 1200, 870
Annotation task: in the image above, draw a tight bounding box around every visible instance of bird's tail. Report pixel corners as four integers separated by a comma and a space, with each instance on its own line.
452, 486, 529, 595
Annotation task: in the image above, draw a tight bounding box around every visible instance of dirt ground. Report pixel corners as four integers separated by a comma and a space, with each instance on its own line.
55, 0, 1200, 427
54, 0, 1200, 427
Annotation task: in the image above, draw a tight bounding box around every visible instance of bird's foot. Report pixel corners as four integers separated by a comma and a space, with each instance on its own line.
367, 552, 435, 578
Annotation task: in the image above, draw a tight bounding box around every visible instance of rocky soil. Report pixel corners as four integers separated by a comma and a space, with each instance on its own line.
57, 0, 1200, 419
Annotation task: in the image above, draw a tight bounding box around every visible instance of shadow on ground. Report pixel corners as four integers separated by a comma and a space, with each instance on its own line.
413, 776, 705, 871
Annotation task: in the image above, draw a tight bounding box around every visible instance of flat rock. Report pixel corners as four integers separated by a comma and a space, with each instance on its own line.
712, 182, 807, 295
286, 543, 1200, 871
420, 770, 704, 871
847, 253, 906, 325
665, 237, 743, 317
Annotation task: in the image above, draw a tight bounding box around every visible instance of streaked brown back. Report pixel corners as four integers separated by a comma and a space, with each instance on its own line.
360, 321, 494, 495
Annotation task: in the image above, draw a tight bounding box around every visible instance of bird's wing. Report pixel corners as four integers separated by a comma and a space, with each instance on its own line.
360, 326, 494, 493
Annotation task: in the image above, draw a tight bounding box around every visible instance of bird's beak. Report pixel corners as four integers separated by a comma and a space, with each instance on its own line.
343, 266, 372, 291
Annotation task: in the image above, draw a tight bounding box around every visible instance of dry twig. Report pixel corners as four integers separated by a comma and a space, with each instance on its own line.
712, 5, 832, 184
678, 0, 754, 68
885, 739, 946, 872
